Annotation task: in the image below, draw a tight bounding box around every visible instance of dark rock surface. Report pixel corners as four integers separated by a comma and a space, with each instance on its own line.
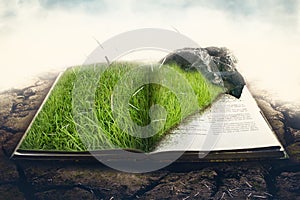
162, 47, 246, 98
0, 71, 299, 199
276, 171, 300, 199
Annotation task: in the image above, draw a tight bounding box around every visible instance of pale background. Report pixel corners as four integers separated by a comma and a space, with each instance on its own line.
0, 0, 299, 102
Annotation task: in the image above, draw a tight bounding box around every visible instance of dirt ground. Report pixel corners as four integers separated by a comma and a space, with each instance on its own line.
0, 72, 299, 200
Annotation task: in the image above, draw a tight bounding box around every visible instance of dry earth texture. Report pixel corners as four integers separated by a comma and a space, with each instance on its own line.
0, 72, 299, 200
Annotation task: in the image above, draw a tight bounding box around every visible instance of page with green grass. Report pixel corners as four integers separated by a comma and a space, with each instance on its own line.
18, 62, 224, 153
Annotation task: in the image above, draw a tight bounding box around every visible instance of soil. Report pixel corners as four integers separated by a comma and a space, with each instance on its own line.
0, 72, 299, 200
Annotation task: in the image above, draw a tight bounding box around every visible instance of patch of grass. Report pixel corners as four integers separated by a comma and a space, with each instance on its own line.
19, 62, 224, 152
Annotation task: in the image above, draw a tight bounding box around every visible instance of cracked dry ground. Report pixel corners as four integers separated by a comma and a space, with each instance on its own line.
0, 74, 299, 200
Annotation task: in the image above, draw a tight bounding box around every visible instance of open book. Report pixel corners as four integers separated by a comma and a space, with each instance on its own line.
152, 87, 286, 161
11, 63, 286, 162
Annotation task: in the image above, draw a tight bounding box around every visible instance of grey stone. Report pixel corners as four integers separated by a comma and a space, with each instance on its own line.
162, 47, 246, 98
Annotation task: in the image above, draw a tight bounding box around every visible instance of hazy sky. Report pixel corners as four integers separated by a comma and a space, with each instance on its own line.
0, 0, 300, 101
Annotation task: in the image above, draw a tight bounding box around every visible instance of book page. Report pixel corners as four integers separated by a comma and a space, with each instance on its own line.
153, 87, 283, 152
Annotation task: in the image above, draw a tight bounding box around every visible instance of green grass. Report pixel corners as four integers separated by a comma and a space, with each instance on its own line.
19, 62, 224, 152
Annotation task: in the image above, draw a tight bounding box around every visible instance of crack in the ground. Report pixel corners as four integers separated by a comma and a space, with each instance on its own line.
2, 137, 16, 158
125, 173, 170, 199
1, 132, 13, 146
210, 169, 224, 199
210, 168, 223, 199
0, 126, 19, 134
2, 145, 11, 158
12, 168, 101, 200
263, 168, 277, 199
15, 164, 36, 200
76, 184, 115, 200
0, 78, 299, 199
262, 162, 300, 199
